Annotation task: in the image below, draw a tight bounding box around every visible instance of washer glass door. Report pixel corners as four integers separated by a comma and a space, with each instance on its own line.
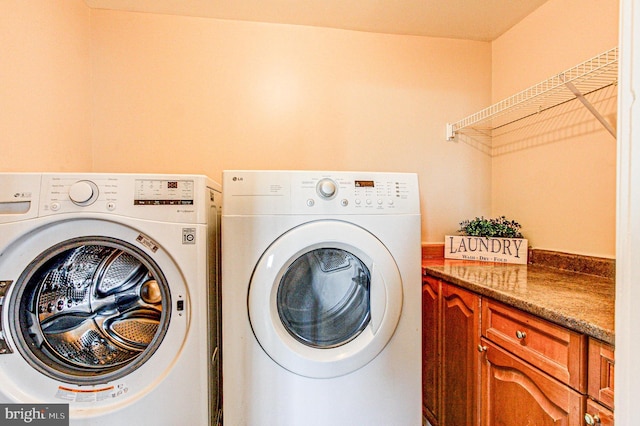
8, 236, 170, 384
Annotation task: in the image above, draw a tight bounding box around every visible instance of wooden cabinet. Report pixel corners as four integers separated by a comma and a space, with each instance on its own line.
482, 299, 587, 392
422, 276, 440, 425
585, 338, 615, 425
422, 276, 480, 426
480, 339, 584, 425
422, 273, 615, 426
588, 338, 614, 409
441, 283, 481, 426
480, 299, 587, 426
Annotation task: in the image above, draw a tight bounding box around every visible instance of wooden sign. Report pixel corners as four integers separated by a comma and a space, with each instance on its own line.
444, 235, 528, 264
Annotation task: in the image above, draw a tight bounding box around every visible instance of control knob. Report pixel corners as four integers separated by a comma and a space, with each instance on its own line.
69, 180, 99, 206
317, 179, 337, 199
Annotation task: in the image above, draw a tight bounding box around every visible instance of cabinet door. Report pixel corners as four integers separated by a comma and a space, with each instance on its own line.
481, 339, 585, 426
441, 283, 481, 426
422, 276, 441, 425
587, 338, 614, 410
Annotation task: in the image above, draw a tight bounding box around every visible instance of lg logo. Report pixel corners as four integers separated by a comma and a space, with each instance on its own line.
232, 177, 244, 182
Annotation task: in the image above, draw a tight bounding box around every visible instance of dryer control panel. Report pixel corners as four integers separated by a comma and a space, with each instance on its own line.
223, 170, 420, 215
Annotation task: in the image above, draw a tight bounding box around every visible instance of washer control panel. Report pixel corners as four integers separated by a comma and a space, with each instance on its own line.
43, 175, 120, 213
33, 173, 215, 223
133, 178, 195, 206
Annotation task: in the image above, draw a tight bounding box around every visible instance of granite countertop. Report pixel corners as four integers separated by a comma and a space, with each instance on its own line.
423, 259, 615, 345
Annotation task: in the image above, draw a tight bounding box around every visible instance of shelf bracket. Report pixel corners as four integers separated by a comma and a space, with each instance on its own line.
562, 77, 616, 138
446, 123, 455, 141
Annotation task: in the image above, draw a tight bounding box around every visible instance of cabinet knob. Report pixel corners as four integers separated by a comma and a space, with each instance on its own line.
477, 344, 487, 353
515, 330, 527, 339
584, 413, 601, 425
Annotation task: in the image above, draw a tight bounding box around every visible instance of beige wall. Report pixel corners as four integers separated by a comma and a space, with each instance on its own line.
4, 1, 618, 255
0, 1, 92, 172
1, 2, 492, 246
89, 10, 493, 243
491, 0, 619, 257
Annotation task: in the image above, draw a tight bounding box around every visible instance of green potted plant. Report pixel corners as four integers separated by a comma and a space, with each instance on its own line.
445, 216, 528, 264
458, 216, 523, 238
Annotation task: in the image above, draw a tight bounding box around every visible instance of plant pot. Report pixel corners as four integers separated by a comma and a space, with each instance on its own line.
444, 235, 528, 264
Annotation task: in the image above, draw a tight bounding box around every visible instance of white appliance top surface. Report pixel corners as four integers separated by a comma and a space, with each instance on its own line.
223, 170, 420, 216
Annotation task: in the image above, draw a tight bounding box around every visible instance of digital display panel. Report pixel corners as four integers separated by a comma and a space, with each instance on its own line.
134, 179, 194, 205
355, 180, 375, 188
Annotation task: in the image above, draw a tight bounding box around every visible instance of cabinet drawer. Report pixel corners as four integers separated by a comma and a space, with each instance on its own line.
482, 300, 586, 392
588, 338, 614, 410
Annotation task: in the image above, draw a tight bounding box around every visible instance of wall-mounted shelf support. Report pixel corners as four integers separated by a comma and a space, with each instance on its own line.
446, 47, 618, 141
563, 78, 616, 138
445, 123, 455, 140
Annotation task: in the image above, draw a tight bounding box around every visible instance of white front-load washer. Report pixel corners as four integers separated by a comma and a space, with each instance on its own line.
0, 173, 222, 426
222, 170, 421, 426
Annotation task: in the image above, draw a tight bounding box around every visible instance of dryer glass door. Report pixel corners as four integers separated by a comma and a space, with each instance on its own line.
248, 220, 403, 379
277, 248, 370, 349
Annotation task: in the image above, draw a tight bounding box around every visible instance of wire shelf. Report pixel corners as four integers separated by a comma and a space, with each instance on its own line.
446, 47, 618, 140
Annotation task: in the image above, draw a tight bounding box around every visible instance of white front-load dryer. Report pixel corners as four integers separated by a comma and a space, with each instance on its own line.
222, 170, 421, 426
0, 173, 222, 426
